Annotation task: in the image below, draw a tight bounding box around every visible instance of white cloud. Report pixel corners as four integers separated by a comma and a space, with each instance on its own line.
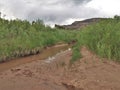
0, 0, 120, 25
87, 0, 120, 17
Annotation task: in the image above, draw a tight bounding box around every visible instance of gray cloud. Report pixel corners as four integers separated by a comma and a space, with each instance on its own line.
0, 0, 101, 25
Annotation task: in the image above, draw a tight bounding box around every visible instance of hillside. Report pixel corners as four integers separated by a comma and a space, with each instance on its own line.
55, 18, 105, 29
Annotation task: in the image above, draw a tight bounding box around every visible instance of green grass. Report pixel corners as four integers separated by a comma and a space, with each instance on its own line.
70, 44, 82, 64
0, 17, 120, 63
78, 18, 120, 61
0, 18, 78, 62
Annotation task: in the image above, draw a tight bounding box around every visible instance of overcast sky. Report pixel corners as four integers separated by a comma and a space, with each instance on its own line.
0, 0, 120, 25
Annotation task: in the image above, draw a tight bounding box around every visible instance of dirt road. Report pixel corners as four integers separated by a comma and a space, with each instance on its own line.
0, 47, 120, 90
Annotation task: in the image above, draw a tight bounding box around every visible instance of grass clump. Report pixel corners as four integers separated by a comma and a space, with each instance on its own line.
70, 44, 82, 64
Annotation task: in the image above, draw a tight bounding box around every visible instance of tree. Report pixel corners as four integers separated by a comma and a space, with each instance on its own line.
0, 12, 1, 18
114, 15, 120, 20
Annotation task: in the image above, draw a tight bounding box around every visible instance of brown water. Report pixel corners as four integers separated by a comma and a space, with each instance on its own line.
0, 44, 69, 72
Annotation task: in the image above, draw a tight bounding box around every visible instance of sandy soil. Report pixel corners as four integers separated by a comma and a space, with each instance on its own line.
0, 47, 120, 90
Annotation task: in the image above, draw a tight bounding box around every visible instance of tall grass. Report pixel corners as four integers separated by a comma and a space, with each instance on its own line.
79, 18, 120, 61
70, 44, 82, 64
0, 17, 120, 63
0, 18, 77, 62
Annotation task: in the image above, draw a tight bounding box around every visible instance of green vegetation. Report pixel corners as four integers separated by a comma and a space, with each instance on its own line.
70, 44, 82, 64
0, 16, 120, 63
0, 18, 77, 62
78, 18, 120, 61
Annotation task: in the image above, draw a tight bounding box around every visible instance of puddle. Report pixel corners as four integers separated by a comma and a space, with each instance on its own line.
44, 48, 71, 63
0, 44, 70, 72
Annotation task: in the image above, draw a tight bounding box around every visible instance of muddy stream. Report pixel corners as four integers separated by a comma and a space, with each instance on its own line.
0, 44, 70, 72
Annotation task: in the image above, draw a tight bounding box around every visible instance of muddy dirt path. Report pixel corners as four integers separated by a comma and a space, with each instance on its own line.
0, 47, 120, 90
